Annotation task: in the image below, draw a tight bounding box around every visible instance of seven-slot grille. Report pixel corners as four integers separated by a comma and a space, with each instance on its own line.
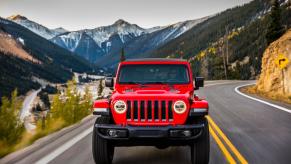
126, 100, 173, 122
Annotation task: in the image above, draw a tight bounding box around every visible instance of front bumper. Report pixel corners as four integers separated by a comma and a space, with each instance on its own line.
95, 123, 205, 141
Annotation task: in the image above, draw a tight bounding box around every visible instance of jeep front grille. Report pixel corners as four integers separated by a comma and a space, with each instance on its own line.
126, 100, 173, 122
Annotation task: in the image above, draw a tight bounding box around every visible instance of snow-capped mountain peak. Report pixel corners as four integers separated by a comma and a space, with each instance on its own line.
52, 31, 84, 51
8, 15, 68, 39
7, 14, 28, 21
113, 19, 130, 26
145, 26, 166, 33
53, 27, 68, 34
82, 19, 146, 47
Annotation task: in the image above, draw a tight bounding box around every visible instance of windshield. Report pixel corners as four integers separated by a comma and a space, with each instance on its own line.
118, 64, 190, 84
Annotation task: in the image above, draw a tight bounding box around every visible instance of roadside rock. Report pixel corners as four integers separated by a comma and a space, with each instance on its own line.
257, 29, 291, 95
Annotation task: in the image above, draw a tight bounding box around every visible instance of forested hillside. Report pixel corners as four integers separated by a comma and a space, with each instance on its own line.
149, 0, 291, 80
0, 17, 97, 100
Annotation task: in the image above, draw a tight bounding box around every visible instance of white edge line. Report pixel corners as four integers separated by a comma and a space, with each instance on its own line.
35, 128, 93, 164
235, 83, 291, 114
205, 81, 240, 87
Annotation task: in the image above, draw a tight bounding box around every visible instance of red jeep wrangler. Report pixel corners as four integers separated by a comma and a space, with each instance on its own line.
92, 58, 209, 164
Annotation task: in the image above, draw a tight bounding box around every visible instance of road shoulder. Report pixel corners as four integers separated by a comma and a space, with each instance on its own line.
235, 83, 291, 113
0, 115, 96, 164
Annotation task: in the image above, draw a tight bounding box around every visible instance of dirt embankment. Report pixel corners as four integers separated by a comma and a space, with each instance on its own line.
251, 29, 291, 103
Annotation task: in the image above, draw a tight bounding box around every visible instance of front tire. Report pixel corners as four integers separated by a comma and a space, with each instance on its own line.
92, 117, 114, 164
190, 117, 210, 164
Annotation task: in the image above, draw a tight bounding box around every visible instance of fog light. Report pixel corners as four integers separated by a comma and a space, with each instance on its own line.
182, 130, 192, 137
107, 129, 118, 137
170, 130, 192, 138
106, 129, 128, 138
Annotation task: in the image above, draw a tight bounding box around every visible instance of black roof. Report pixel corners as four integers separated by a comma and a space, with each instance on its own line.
125, 58, 187, 62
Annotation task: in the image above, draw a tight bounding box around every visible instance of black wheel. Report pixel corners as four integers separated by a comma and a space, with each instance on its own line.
190, 117, 210, 164
92, 117, 114, 164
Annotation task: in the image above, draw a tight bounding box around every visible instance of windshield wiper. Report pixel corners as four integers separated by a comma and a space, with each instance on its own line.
122, 82, 175, 89
142, 82, 166, 84
123, 82, 139, 84
121, 82, 150, 88
144, 82, 176, 89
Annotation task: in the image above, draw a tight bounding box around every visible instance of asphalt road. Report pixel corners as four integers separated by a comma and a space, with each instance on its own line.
20, 88, 41, 121
2, 80, 291, 164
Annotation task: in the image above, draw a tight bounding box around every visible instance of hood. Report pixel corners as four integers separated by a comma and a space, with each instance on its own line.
112, 84, 192, 100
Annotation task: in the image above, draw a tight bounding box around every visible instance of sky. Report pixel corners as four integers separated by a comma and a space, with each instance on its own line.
0, 0, 252, 30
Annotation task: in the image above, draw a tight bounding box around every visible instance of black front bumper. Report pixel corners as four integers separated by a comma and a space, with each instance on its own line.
95, 123, 205, 141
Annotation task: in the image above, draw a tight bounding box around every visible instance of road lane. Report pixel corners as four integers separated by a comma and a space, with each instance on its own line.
20, 88, 41, 121
49, 132, 226, 164
197, 82, 291, 164
2, 80, 291, 164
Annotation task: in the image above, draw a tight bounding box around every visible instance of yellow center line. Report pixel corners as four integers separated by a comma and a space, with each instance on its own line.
206, 115, 248, 164
209, 125, 236, 164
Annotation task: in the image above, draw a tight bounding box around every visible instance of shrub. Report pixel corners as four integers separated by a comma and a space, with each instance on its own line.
0, 90, 24, 157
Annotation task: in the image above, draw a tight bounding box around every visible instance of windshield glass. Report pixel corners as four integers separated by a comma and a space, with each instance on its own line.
118, 64, 190, 84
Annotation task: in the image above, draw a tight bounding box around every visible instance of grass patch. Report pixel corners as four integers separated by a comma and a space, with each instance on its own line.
1, 112, 91, 157
0, 120, 61, 157
1, 116, 79, 158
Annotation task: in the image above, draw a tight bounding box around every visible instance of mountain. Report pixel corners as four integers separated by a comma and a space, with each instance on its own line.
0, 30, 40, 99
95, 17, 210, 67
148, 0, 291, 80
10, 16, 209, 63
0, 31, 40, 64
82, 19, 146, 47
51, 31, 104, 61
0, 17, 96, 99
51, 19, 147, 62
52, 18, 208, 64
8, 15, 67, 39
52, 27, 68, 34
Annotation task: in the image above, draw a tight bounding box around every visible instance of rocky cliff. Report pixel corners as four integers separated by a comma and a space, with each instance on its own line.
257, 29, 291, 96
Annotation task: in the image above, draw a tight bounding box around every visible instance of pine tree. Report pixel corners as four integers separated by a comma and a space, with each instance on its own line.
82, 86, 92, 114
266, 0, 285, 45
120, 48, 126, 62
50, 93, 63, 119
64, 80, 77, 124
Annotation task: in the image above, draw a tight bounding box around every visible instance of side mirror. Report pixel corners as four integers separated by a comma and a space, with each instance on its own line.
194, 77, 204, 90
105, 77, 114, 88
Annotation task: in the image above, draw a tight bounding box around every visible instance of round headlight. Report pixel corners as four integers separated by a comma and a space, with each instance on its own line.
114, 100, 127, 114
173, 100, 187, 114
